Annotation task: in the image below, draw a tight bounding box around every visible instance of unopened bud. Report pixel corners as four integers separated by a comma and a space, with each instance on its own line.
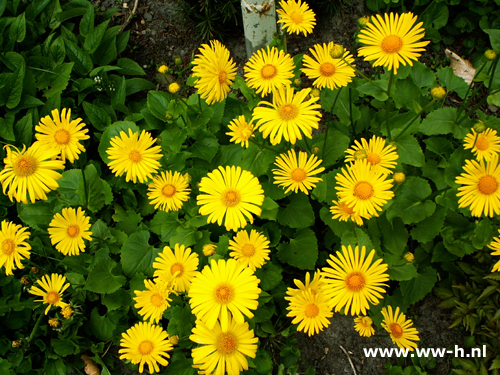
293, 78, 302, 87
49, 318, 61, 328
310, 88, 320, 98
330, 44, 345, 59
404, 252, 414, 263
394, 172, 406, 184
158, 65, 168, 74
174, 56, 182, 66
473, 120, 486, 133
165, 113, 173, 121
312, 146, 320, 154
61, 306, 74, 319
485, 49, 497, 61
203, 244, 217, 256
12, 340, 22, 348
21, 276, 30, 285
358, 16, 370, 28
430, 87, 446, 101
31, 267, 39, 274
168, 82, 180, 94
169, 335, 180, 345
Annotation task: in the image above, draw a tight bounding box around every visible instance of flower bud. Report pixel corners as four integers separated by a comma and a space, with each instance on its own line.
168, 82, 180, 94
312, 146, 320, 154
31, 267, 39, 274
430, 86, 446, 101
330, 44, 345, 59
158, 65, 168, 74
21, 276, 30, 285
12, 340, 22, 348
61, 306, 74, 319
485, 49, 497, 61
358, 16, 370, 28
49, 318, 61, 328
165, 113, 173, 121
174, 56, 182, 66
169, 335, 180, 345
183, 173, 192, 183
394, 172, 406, 184
404, 252, 414, 263
203, 244, 217, 256
310, 88, 321, 98
293, 78, 302, 87
473, 120, 486, 133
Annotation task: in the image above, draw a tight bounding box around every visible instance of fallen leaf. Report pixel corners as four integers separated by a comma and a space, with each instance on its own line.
445, 49, 476, 85
81, 354, 100, 375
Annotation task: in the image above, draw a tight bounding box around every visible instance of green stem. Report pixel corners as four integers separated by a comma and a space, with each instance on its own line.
393, 99, 436, 142
419, 0, 436, 17
385, 70, 395, 141
303, 136, 312, 154
30, 250, 59, 262
349, 88, 356, 139
428, 186, 452, 201
341, 57, 386, 92
197, 94, 203, 114
456, 96, 489, 126
487, 57, 499, 95
456, 61, 487, 118
28, 312, 45, 343
249, 139, 276, 152
322, 88, 342, 159
351, 220, 358, 244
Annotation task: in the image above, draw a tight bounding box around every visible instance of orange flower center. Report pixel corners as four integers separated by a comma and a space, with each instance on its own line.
475, 136, 489, 151
215, 284, 234, 304
222, 189, 240, 207
478, 175, 498, 195
150, 293, 164, 307
290, 11, 303, 24
354, 181, 374, 200
162, 184, 176, 197
2, 239, 15, 255
261, 64, 278, 79
67, 225, 80, 238
291, 168, 307, 182
219, 71, 228, 84
305, 303, 320, 318
216, 332, 238, 355
241, 244, 256, 257
366, 152, 381, 165
170, 262, 184, 277
128, 150, 142, 163
390, 323, 403, 338
319, 62, 336, 77
13, 156, 38, 177
138, 340, 154, 355
345, 272, 365, 292
54, 129, 71, 145
381, 35, 403, 54
46, 291, 60, 304
341, 202, 355, 215
278, 104, 299, 121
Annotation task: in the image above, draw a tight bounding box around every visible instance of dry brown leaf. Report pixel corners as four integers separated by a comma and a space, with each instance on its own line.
81, 354, 100, 375
445, 49, 476, 85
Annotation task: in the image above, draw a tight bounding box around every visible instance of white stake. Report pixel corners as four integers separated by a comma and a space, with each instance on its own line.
241, 0, 277, 59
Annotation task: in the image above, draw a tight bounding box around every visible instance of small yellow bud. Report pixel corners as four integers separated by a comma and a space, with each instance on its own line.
203, 244, 217, 256
165, 113, 173, 121
183, 173, 192, 183
168, 82, 180, 94
394, 172, 406, 184
20, 276, 30, 285
158, 65, 169, 74
330, 44, 345, 59
169, 335, 180, 345
293, 78, 302, 87
404, 252, 414, 263
12, 340, 22, 348
485, 49, 497, 61
48, 318, 61, 328
430, 86, 446, 101
31, 267, 39, 274
353, 149, 367, 160
61, 306, 74, 319
358, 16, 370, 28
310, 88, 321, 98
473, 120, 486, 133
174, 56, 182, 66
312, 146, 320, 154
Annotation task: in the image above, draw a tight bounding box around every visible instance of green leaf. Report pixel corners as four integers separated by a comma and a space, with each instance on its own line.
160, 127, 186, 154
43, 62, 74, 98
386, 177, 436, 225
189, 137, 219, 162
393, 77, 421, 109
420, 107, 460, 136
169, 226, 203, 248
378, 216, 408, 255
436, 67, 469, 99
239, 143, 276, 177
85, 258, 125, 294
356, 80, 389, 101
410, 206, 447, 244
51, 339, 79, 357
167, 305, 196, 338
147, 91, 170, 121
410, 61, 437, 89
311, 130, 350, 167
49, 36, 66, 65
98, 121, 139, 164
79, 5, 94, 36
117, 58, 146, 75
14, 112, 32, 146
394, 133, 425, 167
277, 228, 318, 270
81, 164, 107, 213
83, 101, 111, 131
472, 219, 493, 249
260, 197, 279, 221
149, 211, 180, 242
277, 194, 315, 229
254, 262, 283, 291
442, 226, 476, 257
90, 308, 116, 341
84, 19, 110, 54
400, 267, 438, 305
255, 350, 273, 374
57, 169, 84, 205
162, 353, 196, 375
125, 78, 155, 96
330, 88, 361, 125
18, 200, 53, 231
9, 12, 26, 43
102, 289, 131, 311
484, 29, 500, 53
1, 56, 25, 109
92, 29, 117, 66
121, 230, 160, 277
63, 38, 93, 76
388, 263, 418, 281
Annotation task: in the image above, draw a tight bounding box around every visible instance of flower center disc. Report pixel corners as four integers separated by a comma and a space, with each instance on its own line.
345, 272, 366, 292
215, 284, 234, 304
222, 189, 240, 207
54, 129, 71, 145
354, 149, 367, 160
170, 262, 184, 277
354, 181, 375, 200
478, 175, 498, 195
366, 152, 381, 165
67, 225, 80, 238
46, 291, 60, 304
278, 104, 299, 121
361, 317, 373, 327
240, 126, 253, 140
341, 202, 355, 215
13, 156, 38, 177
381, 35, 403, 53
305, 303, 320, 318
241, 244, 256, 257
216, 332, 238, 355
291, 168, 307, 182
150, 293, 164, 307
128, 150, 142, 163
219, 71, 228, 84
162, 184, 176, 197
2, 239, 15, 255
290, 11, 303, 24
390, 323, 404, 338
261, 64, 278, 79
476, 137, 489, 151
138, 340, 154, 355
319, 62, 336, 77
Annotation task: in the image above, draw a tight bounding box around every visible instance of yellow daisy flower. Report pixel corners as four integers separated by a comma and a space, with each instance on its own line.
147, 171, 191, 212
226, 115, 255, 148
48, 207, 92, 256
253, 85, 322, 145
335, 159, 394, 217
330, 199, 371, 226
464, 128, 500, 162
188, 258, 261, 331
134, 279, 173, 324
192, 40, 237, 105
0, 220, 31, 276
34, 108, 90, 163
345, 136, 399, 174
456, 153, 500, 217
381, 306, 420, 351
277, 0, 316, 36
321, 245, 389, 316
358, 12, 430, 74
228, 229, 270, 271
197, 166, 265, 231
354, 316, 375, 337
152, 244, 199, 293
286, 271, 324, 298
106, 129, 162, 183
302, 42, 356, 90
286, 289, 333, 336
29, 274, 70, 314
190, 313, 258, 375
0, 144, 64, 204
119, 321, 174, 374
273, 149, 325, 194
488, 229, 500, 272
244, 46, 295, 95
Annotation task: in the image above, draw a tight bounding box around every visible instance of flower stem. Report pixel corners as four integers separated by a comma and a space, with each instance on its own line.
340, 57, 386, 93
28, 312, 45, 344
351, 220, 358, 244
349, 88, 356, 139
385, 70, 395, 141
249, 139, 276, 152
456, 61, 487, 118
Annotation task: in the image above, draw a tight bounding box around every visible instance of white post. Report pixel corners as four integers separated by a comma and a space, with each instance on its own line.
241, 0, 277, 59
